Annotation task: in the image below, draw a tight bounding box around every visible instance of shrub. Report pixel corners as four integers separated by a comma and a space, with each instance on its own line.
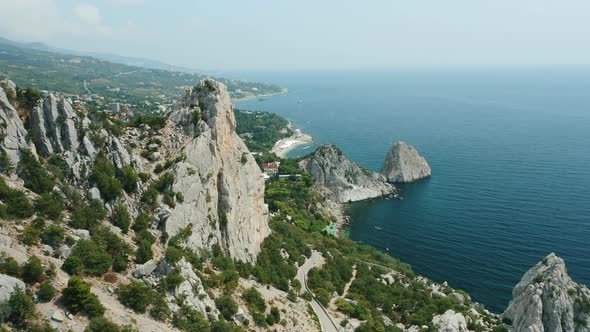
242, 287, 266, 313
215, 295, 238, 320
62, 276, 105, 317
90, 157, 122, 201
117, 281, 155, 313
16, 86, 43, 110
0, 253, 20, 276
119, 166, 138, 193
17, 149, 54, 194
34, 191, 65, 220
0, 148, 13, 174
21, 256, 44, 284
41, 224, 65, 246
4, 288, 36, 327
20, 224, 42, 245
149, 292, 171, 322
135, 239, 153, 264
37, 281, 56, 302
70, 199, 107, 230
0, 177, 34, 219
111, 204, 131, 233
62, 239, 111, 276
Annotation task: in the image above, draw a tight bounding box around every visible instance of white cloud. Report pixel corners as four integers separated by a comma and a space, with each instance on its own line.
74, 4, 102, 25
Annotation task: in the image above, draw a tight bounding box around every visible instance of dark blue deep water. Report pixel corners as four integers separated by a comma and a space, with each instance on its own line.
233, 68, 590, 312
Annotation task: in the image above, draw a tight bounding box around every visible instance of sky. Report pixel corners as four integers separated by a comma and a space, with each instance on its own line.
0, 0, 589, 71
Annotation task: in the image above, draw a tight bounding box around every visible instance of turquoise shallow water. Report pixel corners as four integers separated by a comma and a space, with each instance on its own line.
233, 68, 590, 312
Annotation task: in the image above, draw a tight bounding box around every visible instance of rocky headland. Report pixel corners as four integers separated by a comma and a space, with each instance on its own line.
300, 144, 397, 203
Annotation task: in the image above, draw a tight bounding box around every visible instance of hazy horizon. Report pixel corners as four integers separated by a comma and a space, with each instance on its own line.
2, 0, 590, 71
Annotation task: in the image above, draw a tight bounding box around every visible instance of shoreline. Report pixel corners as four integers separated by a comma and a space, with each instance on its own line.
231, 88, 288, 103
270, 122, 314, 158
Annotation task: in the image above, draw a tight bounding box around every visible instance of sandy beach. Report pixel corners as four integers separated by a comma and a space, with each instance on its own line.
271, 124, 314, 157
231, 88, 288, 103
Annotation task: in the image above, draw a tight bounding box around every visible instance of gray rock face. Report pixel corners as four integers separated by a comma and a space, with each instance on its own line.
300, 144, 396, 203
30, 93, 80, 156
165, 80, 269, 263
432, 310, 468, 332
169, 258, 219, 319
0, 80, 36, 165
0, 274, 25, 302
27, 93, 131, 181
382, 142, 431, 183
503, 253, 590, 332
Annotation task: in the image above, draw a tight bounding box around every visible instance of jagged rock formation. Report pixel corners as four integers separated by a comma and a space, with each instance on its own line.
432, 310, 469, 332
503, 253, 590, 332
300, 144, 396, 203
164, 80, 269, 263
382, 141, 431, 183
170, 258, 219, 319
28, 94, 130, 181
0, 80, 36, 164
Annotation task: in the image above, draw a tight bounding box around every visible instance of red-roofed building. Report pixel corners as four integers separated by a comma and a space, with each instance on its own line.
262, 161, 280, 176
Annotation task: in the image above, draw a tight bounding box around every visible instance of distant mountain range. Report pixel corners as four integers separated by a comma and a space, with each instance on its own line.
0, 36, 284, 107
0, 37, 203, 73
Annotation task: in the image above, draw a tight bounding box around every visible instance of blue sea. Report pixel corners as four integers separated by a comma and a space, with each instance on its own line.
232, 68, 590, 312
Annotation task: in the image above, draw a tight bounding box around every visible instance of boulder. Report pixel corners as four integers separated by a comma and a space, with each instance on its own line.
432, 310, 468, 332
169, 258, 219, 319
382, 141, 431, 183
51, 310, 64, 322
88, 187, 101, 201
133, 260, 158, 278
0, 274, 26, 302
74, 229, 90, 240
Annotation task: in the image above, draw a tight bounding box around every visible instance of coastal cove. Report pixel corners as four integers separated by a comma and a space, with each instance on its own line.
233, 68, 590, 312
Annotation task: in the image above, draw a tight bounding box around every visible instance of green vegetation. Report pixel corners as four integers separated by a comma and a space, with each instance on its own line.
70, 199, 107, 230
111, 204, 131, 233
90, 156, 122, 202
62, 276, 105, 317
62, 239, 112, 276
234, 109, 292, 152
0, 177, 34, 219
21, 256, 44, 284
215, 295, 238, 320
0, 288, 36, 328
34, 191, 65, 220
37, 281, 57, 302
117, 281, 155, 313
17, 149, 55, 194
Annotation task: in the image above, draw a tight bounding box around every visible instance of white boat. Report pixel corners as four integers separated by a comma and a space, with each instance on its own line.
297, 100, 303, 104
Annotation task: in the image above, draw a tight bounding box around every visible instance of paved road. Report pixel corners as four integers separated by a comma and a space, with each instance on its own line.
296, 251, 340, 332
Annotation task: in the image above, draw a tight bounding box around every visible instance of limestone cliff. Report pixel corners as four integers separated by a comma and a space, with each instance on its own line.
300, 144, 396, 203
0, 80, 36, 165
503, 253, 590, 332
382, 141, 431, 183
164, 80, 269, 263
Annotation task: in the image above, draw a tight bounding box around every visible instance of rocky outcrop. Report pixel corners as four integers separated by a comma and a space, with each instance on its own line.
168, 258, 219, 319
28, 93, 130, 181
0, 80, 36, 165
300, 144, 396, 203
381, 141, 431, 183
0, 274, 25, 302
503, 253, 590, 332
30, 93, 81, 156
165, 80, 269, 263
432, 310, 469, 332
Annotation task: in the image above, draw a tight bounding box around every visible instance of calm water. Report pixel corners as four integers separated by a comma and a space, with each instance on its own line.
232, 68, 590, 312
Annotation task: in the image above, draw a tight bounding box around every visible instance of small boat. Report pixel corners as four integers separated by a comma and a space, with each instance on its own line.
386, 248, 390, 251
374, 226, 382, 230
302, 146, 310, 150
297, 100, 303, 104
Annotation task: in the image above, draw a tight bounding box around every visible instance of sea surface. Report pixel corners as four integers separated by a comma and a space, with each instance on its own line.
232, 68, 590, 312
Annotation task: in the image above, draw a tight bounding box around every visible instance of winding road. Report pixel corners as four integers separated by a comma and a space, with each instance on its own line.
296, 251, 340, 332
